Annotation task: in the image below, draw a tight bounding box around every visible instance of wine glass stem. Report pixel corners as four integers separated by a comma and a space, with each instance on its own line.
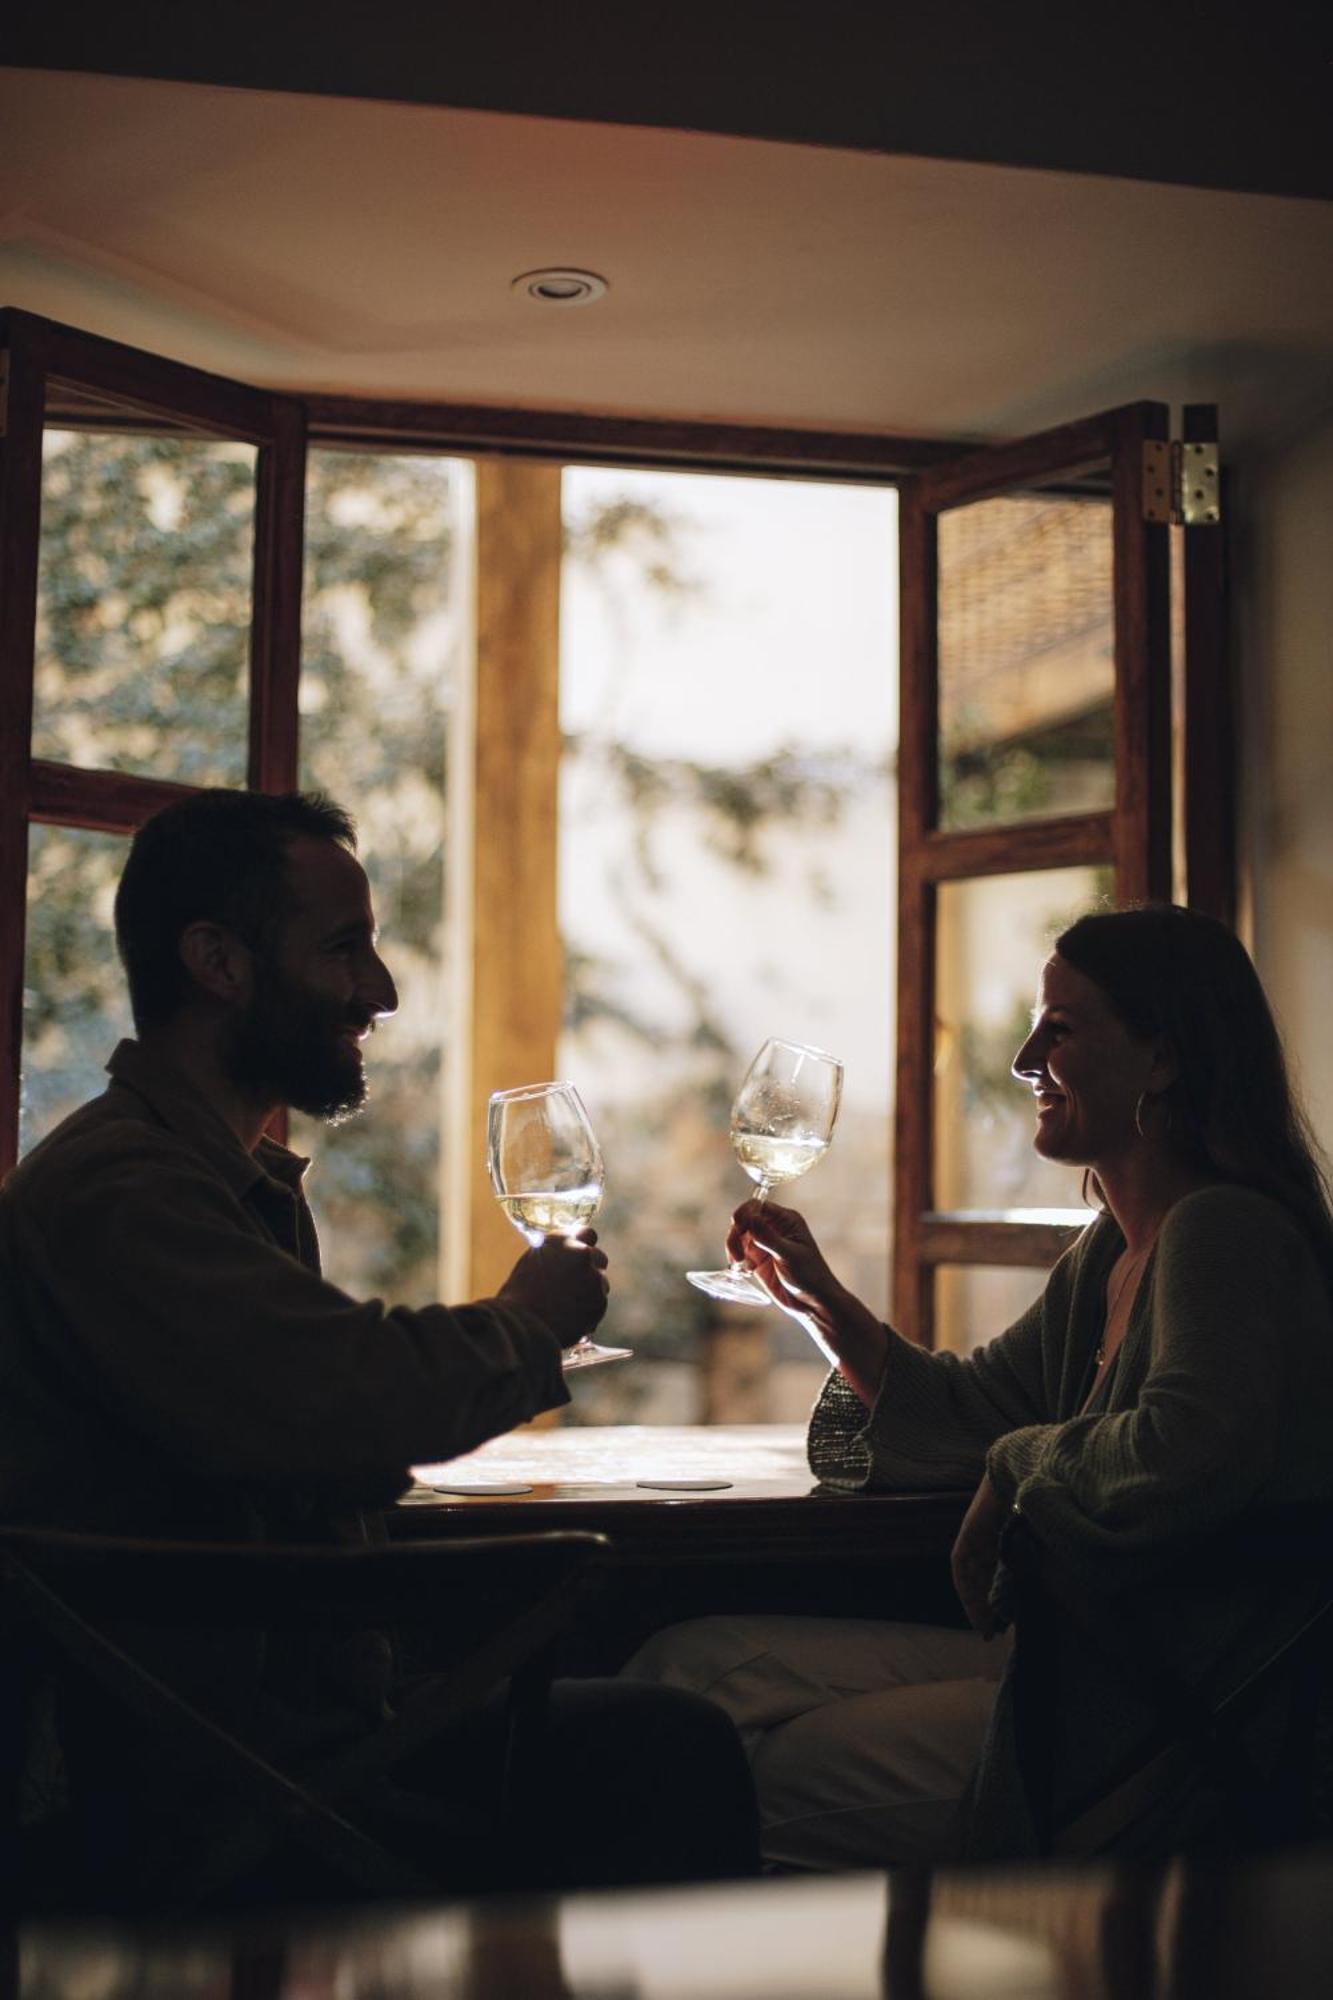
730, 1178, 775, 1274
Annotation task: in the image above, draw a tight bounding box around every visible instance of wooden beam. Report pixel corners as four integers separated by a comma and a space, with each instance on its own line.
0, 317, 46, 1174
909, 811, 1115, 885
304, 394, 966, 481
921, 1212, 1086, 1267
1180, 405, 1234, 924
13, 308, 285, 445
1111, 402, 1173, 901
892, 480, 937, 1343
29, 761, 197, 833
248, 400, 308, 795
462, 459, 564, 1301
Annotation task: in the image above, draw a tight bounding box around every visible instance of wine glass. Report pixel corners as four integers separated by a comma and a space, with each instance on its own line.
487, 1081, 631, 1370
687, 1038, 843, 1305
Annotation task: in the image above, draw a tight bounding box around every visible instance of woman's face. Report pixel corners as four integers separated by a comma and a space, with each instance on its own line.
1011, 954, 1166, 1168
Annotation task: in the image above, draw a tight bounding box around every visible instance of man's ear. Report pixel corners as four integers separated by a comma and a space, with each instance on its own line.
178, 921, 252, 1007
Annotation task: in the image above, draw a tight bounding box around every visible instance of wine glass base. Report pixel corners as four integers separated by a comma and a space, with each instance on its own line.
562, 1339, 633, 1371
686, 1267, 772, 1306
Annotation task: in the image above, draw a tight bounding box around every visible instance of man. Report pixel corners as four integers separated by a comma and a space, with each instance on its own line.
0, 788, 756, 1901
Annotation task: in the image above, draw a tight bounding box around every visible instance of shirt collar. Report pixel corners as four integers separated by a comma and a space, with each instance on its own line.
105, 1040, 311, 1200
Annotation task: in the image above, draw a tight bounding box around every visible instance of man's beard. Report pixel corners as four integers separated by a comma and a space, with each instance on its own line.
226, 962, 371, 1125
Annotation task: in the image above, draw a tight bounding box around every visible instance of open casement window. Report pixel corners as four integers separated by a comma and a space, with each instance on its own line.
894, 401, 1228, 1348
0, 308, 306, 1172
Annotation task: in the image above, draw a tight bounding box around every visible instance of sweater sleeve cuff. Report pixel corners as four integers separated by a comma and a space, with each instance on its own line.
986, 1423, 1056, 1506
807, 1368, 874, 1487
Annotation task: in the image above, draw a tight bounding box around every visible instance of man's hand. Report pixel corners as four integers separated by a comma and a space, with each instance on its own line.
499, 1228, 610, 1350
951, 1472, 1008, 1637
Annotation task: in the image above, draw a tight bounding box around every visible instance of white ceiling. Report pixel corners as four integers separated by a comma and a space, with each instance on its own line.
3, 67, 1332, 449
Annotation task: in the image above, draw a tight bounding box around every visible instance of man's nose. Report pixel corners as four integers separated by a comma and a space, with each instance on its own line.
365, 954, 398, 1020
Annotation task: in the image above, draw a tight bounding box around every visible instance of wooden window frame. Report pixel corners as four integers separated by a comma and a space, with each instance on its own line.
0, 308, 306, 1170
893, 400, 1228, 1346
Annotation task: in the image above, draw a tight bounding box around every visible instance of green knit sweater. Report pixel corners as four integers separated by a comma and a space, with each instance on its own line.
807, 1184, 1333, 1855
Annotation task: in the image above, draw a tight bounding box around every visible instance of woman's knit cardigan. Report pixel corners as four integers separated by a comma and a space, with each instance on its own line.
807, 1184, 1333, 1856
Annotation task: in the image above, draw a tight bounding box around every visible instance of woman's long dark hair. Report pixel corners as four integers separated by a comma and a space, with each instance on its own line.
1057, 904, 1333, 1291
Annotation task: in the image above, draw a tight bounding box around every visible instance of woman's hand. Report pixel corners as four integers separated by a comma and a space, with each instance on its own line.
727, 1200, 840, 1319
950, 1472, 1008, 1637
728, 1201, 887, 1406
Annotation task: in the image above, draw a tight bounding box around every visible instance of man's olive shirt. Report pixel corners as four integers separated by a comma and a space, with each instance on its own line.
0, 1039, 568, 1546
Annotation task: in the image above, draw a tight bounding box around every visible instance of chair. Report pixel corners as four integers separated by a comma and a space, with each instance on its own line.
1004, 1502, 1333, 1859
0, 1524, 608, 1913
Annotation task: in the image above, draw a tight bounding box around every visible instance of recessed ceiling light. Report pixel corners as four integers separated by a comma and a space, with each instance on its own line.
511, 268, 609, 306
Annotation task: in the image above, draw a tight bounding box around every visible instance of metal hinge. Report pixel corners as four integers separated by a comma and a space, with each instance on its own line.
1143, 438, 1221, 526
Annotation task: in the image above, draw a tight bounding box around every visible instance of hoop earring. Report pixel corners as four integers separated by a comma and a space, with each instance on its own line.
1081, 1168, 1104, 1210
1135, 1090, 1174, 1140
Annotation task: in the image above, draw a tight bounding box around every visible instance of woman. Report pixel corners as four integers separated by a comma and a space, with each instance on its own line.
626, 906, 1333, 1866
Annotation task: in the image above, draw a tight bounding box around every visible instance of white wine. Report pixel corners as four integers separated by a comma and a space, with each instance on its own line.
731, 1131, 828, 1186
499, 1183, 603, 1237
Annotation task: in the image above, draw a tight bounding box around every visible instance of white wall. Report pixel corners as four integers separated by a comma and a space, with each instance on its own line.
1236, 414, 1333, 1156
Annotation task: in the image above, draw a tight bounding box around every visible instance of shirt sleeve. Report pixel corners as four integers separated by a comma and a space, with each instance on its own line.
986, 1188, 1309, 1562
809, 1272, 1057, 1490
27, 1128, 569, 1488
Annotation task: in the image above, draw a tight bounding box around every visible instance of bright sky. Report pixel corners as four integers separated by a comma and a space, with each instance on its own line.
560, 467, 899, 762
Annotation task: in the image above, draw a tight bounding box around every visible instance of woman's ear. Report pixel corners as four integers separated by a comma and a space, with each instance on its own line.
1147, 1037, 1179, 1093
178, 921, 253, 1007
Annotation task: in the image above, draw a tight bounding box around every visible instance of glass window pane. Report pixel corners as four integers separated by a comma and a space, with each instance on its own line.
33, 430, 256, 784
293, 450, 472, 1306
559, 467, 898, 1424
935, 1264, 1051, 1358
937, 488, 1114, 830
935, 866, 1111, 1214
20, 824, 133, 1156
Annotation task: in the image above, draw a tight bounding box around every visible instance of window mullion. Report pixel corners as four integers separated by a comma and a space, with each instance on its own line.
0, 316, 47, 1176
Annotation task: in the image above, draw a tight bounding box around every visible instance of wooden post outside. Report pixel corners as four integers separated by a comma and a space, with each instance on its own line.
461, 459, 564, 1303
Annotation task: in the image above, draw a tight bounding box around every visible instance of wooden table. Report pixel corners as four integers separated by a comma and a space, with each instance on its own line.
397, 1425, 969, 1664
400, 1423, 968, 1567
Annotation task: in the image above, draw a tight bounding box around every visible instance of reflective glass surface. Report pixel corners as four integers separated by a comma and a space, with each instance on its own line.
934, 866, 1110, 1213
33, 429, 256, 784
293, 450, 472, 1307
20, 824, 133, 1156
937, 488, 1114, 829
559, 466, 899, 1423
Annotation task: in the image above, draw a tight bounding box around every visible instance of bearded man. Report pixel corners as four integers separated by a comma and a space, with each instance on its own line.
0, 788, 756, 1903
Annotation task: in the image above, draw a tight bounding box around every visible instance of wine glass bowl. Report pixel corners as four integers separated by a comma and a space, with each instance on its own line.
687, 1039, 843, 1306
487, 1082, 604, 1246
487, 1082, 631, 1368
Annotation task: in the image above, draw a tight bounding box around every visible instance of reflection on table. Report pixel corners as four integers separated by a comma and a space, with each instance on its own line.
402, 1424, 968, 1567
20, 1847, 1333, 1998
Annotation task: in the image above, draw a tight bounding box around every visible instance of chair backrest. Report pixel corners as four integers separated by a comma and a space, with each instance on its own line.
1004, 1502, 1333, 1858
1, 1525, 610, 1911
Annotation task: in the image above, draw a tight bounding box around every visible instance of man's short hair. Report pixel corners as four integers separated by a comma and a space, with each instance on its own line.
114, 789, 357, 1031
